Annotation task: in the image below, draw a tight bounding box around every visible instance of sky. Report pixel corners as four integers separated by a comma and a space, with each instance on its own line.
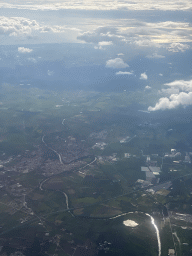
0, 0, 192, 111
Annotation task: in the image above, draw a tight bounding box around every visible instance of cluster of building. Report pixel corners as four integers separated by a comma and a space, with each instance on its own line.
141, 165, 161, 183
124, 153, 137, 158
54, 136, 90, 164
92, 142, 107, 150
184, 152, 191, 164
97, 153, 118, 163
164, 148, 181, 158
90, 130, 108, 150
120, 136, 130, 143
164, 149, 192, 164
89, 130, 108, 140
0, 147, 43, 174
98, 241, 111, 253
140, 155, 161, 184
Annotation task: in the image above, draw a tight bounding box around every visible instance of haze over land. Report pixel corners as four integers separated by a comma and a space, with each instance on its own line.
0, 0, 192, 111
0, 1, 192, 256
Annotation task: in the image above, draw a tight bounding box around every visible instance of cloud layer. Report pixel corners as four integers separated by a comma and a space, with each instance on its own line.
0, 16, 74, 38
0, 15, 191, 50
77, 21, 192, 52
0, 0, 192, 11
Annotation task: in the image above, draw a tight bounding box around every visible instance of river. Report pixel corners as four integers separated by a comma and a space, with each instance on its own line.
109, 211, 161, 256
41, 118, 161, 255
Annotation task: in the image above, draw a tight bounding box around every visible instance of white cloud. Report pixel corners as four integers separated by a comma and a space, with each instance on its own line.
116, 71, 133, 75
146, 53, 165, 58
47, 70, 54, 76
0, 16, 74, 38
157, 79, 192, 96
77, 26, 125, 45
148, 92, 192, 111
98, 41, 113, 46
117, 53, 124, 56
27, 57, 37, 63
161, 88, 180, 95
0, 1, 191, 11
95, 41, 113, 49
145, 85, 151, 89
0, 7, 191, 50
77, 20, 192, 51
0, 16, 40, 36
159, 73, 163, 76
140, 72, 148, 80
134, 39, 159, 48
106, 58, 129, 69
167, 43, 190, 52
148, 79, 192, 111
18, 47, 33, 53
164, 79, 192, 92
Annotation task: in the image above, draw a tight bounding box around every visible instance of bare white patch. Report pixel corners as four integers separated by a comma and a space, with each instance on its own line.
123, 220, 138, 227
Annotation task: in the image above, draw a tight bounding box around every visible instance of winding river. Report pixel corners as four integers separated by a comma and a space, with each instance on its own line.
41, 118, 161, 255
42, 135, 63, 164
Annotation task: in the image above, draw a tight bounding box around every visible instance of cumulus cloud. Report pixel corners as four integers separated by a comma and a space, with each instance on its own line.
116, 71, 133, 75
0, 16, 73, 38
18, 47, 33, 53
0, 16, 40, 36
0, 0, 191, 11
94, 41, 113, 49
161, 88, 180, 95
106, 58, 129, 68
148, 92, 192, 111
164, 79, 192, 92
148, 79, 192, 111
77, 26, 125, 45
27, 57, 37, 63
167, 43, 190, 52
98, 41, 113, 46
140, 72, 148, 80
145, 85, 151, 89
158, 79, 192, 96
134, 39, 159, 48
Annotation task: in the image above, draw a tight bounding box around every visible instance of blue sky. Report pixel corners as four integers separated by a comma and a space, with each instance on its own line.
0, 0, 192, 111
